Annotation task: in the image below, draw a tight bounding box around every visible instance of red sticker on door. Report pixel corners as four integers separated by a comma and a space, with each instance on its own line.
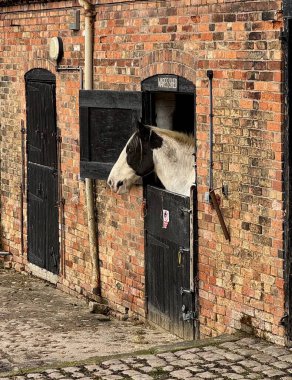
162, 209, 169, 229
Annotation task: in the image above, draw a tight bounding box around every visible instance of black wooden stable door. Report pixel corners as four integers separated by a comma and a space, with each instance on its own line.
25, 69, 59, 274
145, 186, 197, 340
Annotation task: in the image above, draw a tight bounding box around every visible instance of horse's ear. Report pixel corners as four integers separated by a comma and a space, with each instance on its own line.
137, 121, 150, 140
149, 129, 163, 149
137, 121, 162, 148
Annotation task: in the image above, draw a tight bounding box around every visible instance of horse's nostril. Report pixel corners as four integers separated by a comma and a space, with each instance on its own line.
117, 180, 123, 188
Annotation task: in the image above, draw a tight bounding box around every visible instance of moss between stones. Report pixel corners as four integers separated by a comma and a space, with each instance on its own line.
0, 333, 246, 378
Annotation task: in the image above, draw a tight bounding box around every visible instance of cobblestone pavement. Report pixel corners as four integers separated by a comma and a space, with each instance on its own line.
0, 268, 179, 374
1, 335, 292, 379
2, 269, 292, 380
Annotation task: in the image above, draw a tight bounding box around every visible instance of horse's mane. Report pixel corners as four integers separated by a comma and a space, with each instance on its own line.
150, 126, 195, 148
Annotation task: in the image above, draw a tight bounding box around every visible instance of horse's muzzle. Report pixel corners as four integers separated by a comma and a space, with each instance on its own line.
107, 178, 125, 193
117, 180, 124, 189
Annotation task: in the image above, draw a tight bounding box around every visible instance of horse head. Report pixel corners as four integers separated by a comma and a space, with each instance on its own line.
107, 122, 162, 194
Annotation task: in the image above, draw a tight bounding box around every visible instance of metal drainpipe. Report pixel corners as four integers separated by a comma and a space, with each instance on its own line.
207, 70, 214, 192
79, 0, 100, 295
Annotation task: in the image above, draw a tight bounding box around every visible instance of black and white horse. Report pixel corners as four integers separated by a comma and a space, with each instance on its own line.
107, 122, 195, 196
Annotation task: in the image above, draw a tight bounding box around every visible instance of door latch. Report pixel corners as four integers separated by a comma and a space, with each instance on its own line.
182, 305, 197, 323
177, 247, 190, 266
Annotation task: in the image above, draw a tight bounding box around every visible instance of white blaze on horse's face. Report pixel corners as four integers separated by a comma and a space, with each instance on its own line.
107, 135, 141, 194
108, 123, 164, 194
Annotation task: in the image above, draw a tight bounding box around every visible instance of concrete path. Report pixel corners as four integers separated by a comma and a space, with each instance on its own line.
1, 269, 292, 379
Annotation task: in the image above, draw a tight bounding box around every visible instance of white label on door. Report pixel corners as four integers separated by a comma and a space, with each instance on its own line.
162, 209, 170, 229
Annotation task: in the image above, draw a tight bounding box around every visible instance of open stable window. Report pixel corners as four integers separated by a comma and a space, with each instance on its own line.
79, 90, 142, 179
79, 76, 195, 180
141, 75, 196, 188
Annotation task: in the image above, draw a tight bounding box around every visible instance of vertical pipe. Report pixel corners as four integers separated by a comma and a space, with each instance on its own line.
79, 0, 100, 295
84, 11, 93, 90
207, 70, 214, 191
20, 120, 25, 256
79, 67, 83, 90
57, 127, 66, 277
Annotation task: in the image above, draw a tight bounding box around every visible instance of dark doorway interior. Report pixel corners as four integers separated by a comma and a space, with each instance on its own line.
143, 92, 195, 135
142, 89, 195, 189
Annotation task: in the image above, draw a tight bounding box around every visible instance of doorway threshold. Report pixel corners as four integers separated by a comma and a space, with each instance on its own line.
27, 262, 58, 285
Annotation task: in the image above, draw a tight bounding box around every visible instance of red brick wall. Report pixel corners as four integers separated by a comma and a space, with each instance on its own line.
96, 183, 145, 317
192, 1, 285, 344
92, 0, 285, 343
0, 0, 286, 344
0, 0, 146, 317
0, 1, 93, 294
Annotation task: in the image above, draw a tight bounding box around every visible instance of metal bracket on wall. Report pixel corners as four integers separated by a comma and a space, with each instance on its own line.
56, 65, 81, 72
209, 189, 230, 241
0, 251, 11, 257
55, 67, 83, 89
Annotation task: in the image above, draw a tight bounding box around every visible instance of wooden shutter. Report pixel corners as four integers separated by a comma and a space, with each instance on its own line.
284, 0, 292, 17
79, 90, 142, 179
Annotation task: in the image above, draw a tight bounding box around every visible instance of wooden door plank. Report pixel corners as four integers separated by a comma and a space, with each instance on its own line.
145, 185, 197, 340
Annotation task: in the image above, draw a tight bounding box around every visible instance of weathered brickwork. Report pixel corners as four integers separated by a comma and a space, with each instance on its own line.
192, 1, 285, 344
0, 0, 146, 318
91, 0, 285, 343
96, 183, 145, 317
0, 0, 287, 344
0, 2, 93, 293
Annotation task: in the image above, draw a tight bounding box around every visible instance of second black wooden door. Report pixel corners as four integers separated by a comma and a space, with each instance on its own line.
25, 69, 59, 274
145, 186, 197, 339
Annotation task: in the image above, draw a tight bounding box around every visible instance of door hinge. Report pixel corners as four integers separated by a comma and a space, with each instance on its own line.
182, 305, 197, 323
56, 197, 65, 207
279, 29, 287, 42
141, 199, 147, 218
279, 312, 288, 327
50, 246, 58, 268
180, 286, 193, 295
180, 207, 192, 214
178, 247, 190, 254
